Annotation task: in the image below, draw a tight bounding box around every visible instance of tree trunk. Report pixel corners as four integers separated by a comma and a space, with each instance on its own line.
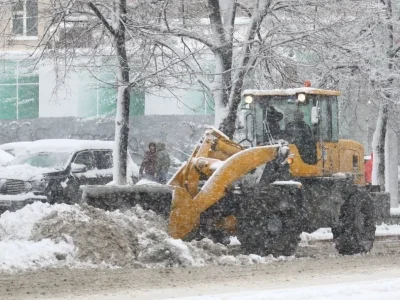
371, 0, 393, 191
372, 104, 388, 190
113, 0, 131, 185
216, 1, 271, 138
212, 53, 230, 128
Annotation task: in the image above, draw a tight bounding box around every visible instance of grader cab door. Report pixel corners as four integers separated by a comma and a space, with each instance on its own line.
315, 96, 340, 175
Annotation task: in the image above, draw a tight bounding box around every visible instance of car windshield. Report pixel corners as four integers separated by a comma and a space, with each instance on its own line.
8, 152, 71, 169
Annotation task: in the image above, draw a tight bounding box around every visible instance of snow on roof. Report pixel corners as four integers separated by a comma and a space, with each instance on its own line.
242, 87, 341, 97
0, 149, 13, 166
26, 139, 115, 154
0, 142, 33, 151
0, 142, 33, 157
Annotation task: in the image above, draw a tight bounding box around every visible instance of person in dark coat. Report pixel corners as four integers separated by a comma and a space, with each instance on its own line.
285, 110, 316, 164
139, 142, 157, 180
265, 105, 283, 140
156, 142, 170, 184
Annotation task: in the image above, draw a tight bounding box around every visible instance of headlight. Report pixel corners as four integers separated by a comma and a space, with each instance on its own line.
0, 179, 6, 192
25, 180, 47, 192
297, 93, 306, 102
0, 179, 6, 188
245, 95, 253, 104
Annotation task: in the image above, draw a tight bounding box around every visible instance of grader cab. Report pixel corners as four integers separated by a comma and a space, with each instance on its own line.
167, 86, 390, 256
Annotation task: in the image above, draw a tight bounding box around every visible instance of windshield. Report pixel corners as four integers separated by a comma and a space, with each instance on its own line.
255, 95, 314, 144
8, 152, 71, 170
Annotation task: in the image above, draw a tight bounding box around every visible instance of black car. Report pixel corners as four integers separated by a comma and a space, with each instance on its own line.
0, 139, 139, 214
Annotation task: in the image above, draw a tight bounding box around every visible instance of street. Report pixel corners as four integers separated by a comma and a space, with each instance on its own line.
1, 237, 400, 300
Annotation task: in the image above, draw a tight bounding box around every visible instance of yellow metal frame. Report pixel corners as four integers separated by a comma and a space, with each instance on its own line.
168, 128, 280, 239
288, 140, 365, 184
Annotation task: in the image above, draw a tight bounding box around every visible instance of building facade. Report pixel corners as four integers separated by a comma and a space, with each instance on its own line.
0, 0, 213, 121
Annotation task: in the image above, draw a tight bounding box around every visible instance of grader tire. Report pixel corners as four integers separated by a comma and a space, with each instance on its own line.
333, 190, 376, 255
237, 187, 306, 257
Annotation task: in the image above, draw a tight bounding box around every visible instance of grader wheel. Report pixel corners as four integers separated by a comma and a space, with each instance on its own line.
332, 189, 376, 255
237, 186, 307, 257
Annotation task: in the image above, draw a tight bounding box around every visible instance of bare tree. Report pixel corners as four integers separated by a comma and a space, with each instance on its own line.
87, 0, 131, 184
127, 0, 380, 138
0, 0, 196, 184
370, 0, 396, 189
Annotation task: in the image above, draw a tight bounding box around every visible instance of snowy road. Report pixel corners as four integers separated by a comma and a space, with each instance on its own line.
2, 238, 400, 300
167, 278, 400, 300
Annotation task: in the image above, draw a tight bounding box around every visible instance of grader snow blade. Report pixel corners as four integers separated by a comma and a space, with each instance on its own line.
82, 184, 173, 217
167, 128, 291, 241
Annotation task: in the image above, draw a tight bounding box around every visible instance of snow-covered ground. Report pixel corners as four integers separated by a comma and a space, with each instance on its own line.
300, 223, 400, 243
165, 278, 400, 300
1, 201, 400, 273
0, 202, 284, 273
390, 207, 400, 216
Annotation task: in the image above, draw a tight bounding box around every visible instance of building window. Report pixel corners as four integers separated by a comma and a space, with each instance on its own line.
0, 60, 39, 120
77, 81, 145, 118
12, 0, 38, 37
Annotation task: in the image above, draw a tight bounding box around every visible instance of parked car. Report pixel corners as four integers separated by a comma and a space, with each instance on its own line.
0, 139, 139, 214
0, 149, 13, 166
0, 141, 33, 156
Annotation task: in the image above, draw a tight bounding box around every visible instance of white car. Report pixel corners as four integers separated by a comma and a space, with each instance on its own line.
0, 139, 139, 214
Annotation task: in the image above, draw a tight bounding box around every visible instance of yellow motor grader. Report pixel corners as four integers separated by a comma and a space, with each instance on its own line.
167, 87, 386, 256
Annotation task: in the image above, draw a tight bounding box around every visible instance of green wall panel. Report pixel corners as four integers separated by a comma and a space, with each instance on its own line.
77, 83, 98, 118
18, 60, 39, 84
0, 59, 39, 120
130, 91, 145, 116
18, 85, 39, 119
0, 60, 17, 85
98, 86, 117, 117
0, 85, 17, 120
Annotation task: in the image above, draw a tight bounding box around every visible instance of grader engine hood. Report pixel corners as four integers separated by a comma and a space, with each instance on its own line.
167, 128, 290, 239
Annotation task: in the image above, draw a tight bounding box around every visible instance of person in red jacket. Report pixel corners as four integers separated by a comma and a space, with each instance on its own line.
139, 142, 157, 180
365, 153, 373, 184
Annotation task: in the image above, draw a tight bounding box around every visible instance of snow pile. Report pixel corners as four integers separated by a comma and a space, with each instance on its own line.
0, 202, 81, 240
0, 203, 81, 271
0, 202, 281, 272
0, 239, 75, 271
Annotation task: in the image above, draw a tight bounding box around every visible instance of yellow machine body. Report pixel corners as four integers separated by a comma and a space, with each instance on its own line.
168, 87, 366, 240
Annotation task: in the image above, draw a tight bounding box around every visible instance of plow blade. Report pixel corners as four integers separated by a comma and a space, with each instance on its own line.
81, 184, 173, 217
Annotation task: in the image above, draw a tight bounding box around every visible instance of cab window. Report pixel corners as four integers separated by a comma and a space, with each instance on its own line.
315, 96, 338, 142
93, 150, 113, 170
74, 151, 95, 170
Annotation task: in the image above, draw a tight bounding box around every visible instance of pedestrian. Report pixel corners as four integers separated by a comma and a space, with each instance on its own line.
156, 142, 170, 184
139, 142, 157, 181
